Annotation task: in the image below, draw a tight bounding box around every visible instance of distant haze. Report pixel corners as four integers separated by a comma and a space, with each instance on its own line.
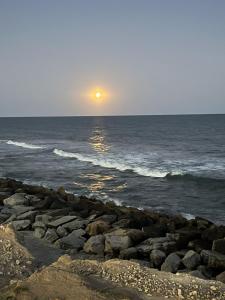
0, 0, 225, 117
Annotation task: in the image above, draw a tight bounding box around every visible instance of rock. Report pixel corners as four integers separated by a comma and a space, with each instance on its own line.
212, 239, 225, 255
16, 210, 37, 222
34, 227, 46, 239
56, 226, 68, 237
12, 220, 31, 231
136, 244, 152, 258
30, 196, 52, 209
201, 250, 225, 269
189, 270, 207, 279
161, 253, 181, 273
86, 220, 111, 236
59, 230, 86, 250
12, 205, 35, 216
142, 224, 167, 238
197, 265, 216, 279
112, 219, 132, 228
44, 228, 59, 243
182, 250, 201, 270
0, 213, 10, 223
35, 214, 52, 224
119, 247, 138, 260
95, 214, 117, 224
167, 227, 201, 249
105, 230, 133, 254
141, 237, 177, 254
202, 225, 225, 242
32, 221, 47, 229
216, 271, 225, 283
48, 216, 77, 228
3, 193, 30, 206
83, 235, 105, 255
150, 250, 166, 268
62, 219, 89, 232
188, 239, 211, 253
0, 191, 11, 203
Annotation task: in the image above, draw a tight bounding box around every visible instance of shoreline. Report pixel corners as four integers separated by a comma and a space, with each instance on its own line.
1, 177, 225, 287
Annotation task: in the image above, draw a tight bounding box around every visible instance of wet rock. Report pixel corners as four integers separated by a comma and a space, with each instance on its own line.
3, 193, 30, 207
86, 220, 111, 236
12, 220, 31, 231
48, 216, 77, 228
161, 253, 181, 273
216, 271, 225, 284
83, 235, 105, 255
150, 249, 166, 268
182, 250, 201, 270
119, 247, 138, 260
44, 228, 59, 243
212, 239, 225, 255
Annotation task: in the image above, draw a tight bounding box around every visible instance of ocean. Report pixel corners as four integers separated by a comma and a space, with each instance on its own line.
0, 115, 225, 223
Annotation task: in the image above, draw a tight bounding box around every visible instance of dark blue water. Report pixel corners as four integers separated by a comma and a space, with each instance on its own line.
0, 115, 225, 223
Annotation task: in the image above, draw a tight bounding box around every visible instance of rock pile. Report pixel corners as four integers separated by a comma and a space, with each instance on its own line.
1, 178, 225, 284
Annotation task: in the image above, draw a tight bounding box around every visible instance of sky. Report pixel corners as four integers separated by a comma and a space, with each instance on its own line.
0, 0, 225, 117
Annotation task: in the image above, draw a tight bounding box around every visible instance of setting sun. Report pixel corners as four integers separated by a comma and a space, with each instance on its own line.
95, 91, 102, 99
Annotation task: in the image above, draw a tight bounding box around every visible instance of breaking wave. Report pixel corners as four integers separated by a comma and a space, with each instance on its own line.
6, 140, 44, 149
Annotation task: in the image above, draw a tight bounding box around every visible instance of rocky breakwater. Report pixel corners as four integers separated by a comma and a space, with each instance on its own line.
1, 177, 225, 286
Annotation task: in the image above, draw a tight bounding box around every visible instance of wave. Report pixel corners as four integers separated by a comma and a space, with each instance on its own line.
166, 173, 225, 185
6, 140, 44, 149
53, 148, 173, 178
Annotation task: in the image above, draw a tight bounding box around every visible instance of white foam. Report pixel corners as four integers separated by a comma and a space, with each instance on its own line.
6, 140, 44, 149
181, 213, 195, 220
53, 148, 175, 178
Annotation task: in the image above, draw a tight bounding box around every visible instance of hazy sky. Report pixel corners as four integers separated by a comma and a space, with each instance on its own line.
0, 0, 225, 116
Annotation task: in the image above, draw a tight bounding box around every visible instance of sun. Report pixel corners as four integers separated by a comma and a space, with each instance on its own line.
95, 91, 102, 99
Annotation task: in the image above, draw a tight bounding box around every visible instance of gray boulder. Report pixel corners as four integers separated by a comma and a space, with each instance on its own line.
104, 229, 136, 254
16, 210, 37, 222
182, 250, 201, 270
161, 253, 181, 273
212, 239, 225, 255
189, 270, 207, 280
44, 228, 59, 243
59, 230, 86, 250
56, 226, 68, 237
3, 193, 30, 207
119, 247, 138, 260
84, 235, 105, 255
34, 227, 46, 239
35, 214, 52, 224
62, 219, 89, 232
48, 216, 77, 228
86, 220, 111, 236
12, 220, 31, 231
150, 249, 166, 268
216, 271, 225, 284
201, 250, 225, 269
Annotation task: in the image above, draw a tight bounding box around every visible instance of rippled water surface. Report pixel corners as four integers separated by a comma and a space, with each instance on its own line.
0, 115, 225, 223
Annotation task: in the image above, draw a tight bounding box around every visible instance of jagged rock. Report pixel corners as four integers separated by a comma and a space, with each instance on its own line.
216, 271, 225, 283
30, 195, 52, 209
44, 228, 59, 243
84, 235, 105, 255
212, 239, 225, 255
201, 250, 225, 269
141, 237, 177, 254
12, 220, 31, 231
150, 249, 166, 268
32, 221, 47, 229
167, 227, 201, 249
86, 220, 111, 236
119, 247, 138, 260
182, 250, 201, 270
35, 214, 52, 224
188, 239, 211, 253
3, 193, 30, 207
12, 205, 35, 216
105, 230, 133, 254
202, 225, 225, 242
142, 224, 167, 238
161, 253, 181, 273
189, 270, 207, 279
16, 210, 37, 222
56, 226, 68, 237
62, 219, 89, 232
0, 213, 9, 222
136, 244, 152, 257
48, 216, 77, 228
34, 227, 46, 239
112, 219, 132, 228
59, 230, 86, 250
0, 191, 11, 203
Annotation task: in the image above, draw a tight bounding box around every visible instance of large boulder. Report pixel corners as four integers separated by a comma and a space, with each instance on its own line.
12, 220, 31, 231
161, 253, 181, 273
29, 195, 52, 209
86, 220, 111, 236
62, 219, 89, 232
48, 216, 77, 228
142, 224, 167, 238
201, 250, 225, 269
182, 250, 201, 270
216, 271, 225, 284
212, 239, 225, 255
141, 237, 177, 254
3, 193, 30, 207
16, 210, 37, 222
44, 228, 59, 243
83, 235, 105, 255
119, 247, 138, 260
202, 225, 225, 242
95, 214, 117, 224
34, 227, 46, 239
150, 249, 166, 268
59, 230, 86, 250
